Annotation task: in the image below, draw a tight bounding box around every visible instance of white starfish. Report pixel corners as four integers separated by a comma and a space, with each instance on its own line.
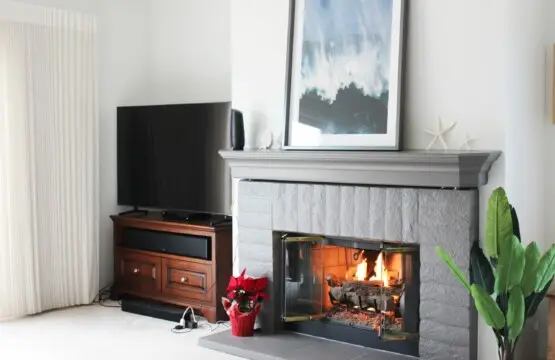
425, 117, 457, 150
460, 132, 478, 150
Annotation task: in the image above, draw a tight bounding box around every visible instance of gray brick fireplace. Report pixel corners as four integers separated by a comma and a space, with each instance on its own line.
201, 150, 501, 360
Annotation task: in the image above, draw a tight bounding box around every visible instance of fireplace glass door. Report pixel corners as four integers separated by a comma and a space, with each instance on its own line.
281, 235, 419, 356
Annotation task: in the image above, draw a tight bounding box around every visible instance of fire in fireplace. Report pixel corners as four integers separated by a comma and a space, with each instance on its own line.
281, 235, 420, 357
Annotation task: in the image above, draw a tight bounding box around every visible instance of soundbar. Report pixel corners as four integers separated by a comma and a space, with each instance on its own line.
121, 296, 186, 323
122, 228, 211, 260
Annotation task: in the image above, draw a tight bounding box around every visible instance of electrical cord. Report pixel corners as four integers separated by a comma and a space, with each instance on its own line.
171, 327, 192, 334
170, 306, 231, 335
205, 321, 230, 332
171, 306, 196, 333
92, 283, 122, 308
171, 241, 238, 335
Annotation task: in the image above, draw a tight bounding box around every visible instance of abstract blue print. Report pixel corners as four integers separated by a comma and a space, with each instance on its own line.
298, 0, 393, 134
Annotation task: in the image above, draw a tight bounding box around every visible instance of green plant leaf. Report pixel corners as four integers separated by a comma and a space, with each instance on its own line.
485, 188, 513, 259
510, 205, 521, 242
470, 241, 495, 294
526, 278, 553, 318
507, 286, 525, 342
471, 284, 505, 329
521, 242, 541, 297
494, 235, 525, 294
535, 245, 555, 292
436, 246, 471, 291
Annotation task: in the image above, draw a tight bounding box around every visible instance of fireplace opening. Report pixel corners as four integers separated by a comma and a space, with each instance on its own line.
280, 235, 420, 357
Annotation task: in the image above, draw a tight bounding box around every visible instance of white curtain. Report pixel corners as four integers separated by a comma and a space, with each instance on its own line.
0, 4, 99, 320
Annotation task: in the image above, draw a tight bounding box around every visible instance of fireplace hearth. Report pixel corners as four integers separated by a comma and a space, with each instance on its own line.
281, 235, 419, 356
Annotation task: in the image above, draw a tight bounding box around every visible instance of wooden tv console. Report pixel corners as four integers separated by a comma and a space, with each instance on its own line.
111, 213, 232, 323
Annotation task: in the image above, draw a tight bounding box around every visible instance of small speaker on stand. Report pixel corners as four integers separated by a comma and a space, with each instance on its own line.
230, 109, 245, 150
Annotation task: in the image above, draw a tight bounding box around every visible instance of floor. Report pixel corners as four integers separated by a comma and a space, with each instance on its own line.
0, 304, 242, 360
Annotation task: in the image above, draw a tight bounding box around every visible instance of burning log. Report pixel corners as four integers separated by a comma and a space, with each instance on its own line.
342, 281, 402, 297
329, 281, 403, 312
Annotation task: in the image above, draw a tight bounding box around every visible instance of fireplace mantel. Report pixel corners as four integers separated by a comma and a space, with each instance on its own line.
219, 150, 501, 188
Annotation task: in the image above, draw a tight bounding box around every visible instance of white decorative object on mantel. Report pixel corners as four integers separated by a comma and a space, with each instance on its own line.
259, 130, 273, 150
460, 132, 478, 150
271, 133, 283, 150
424, 117, 457, 150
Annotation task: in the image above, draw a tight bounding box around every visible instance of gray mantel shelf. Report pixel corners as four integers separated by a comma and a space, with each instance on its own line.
219, 149, 501, 188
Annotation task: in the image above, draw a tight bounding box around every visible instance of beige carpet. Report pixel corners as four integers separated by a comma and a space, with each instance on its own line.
0, 303, 242, 360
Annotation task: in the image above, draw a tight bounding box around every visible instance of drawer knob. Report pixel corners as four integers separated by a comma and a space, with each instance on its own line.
133, 268, 140, 274
180, 276, 188, 283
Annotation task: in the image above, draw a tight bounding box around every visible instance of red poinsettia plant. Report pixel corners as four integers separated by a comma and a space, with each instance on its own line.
223, 269, 268, 313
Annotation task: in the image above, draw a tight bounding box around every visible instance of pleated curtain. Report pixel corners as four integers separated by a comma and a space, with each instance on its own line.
0, 5, 99, 320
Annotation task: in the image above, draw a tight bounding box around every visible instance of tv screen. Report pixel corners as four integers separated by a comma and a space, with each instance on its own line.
117, 102, 232, 215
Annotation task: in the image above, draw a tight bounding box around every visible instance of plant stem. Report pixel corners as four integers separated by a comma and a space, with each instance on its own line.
500, 339, 512, 360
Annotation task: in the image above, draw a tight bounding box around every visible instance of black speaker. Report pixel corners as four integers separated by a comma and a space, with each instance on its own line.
230, 109, 245, 150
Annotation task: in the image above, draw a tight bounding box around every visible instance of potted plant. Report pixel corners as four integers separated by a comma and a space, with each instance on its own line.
222, 269, 268, 337
437, 187, 555, 360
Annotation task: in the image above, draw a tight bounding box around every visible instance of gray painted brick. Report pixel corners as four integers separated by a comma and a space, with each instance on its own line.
369, 187, 386, 240
340, 186, 355, 237
420, 301, 471, 328
238, 260, 273, 279
420, 320, 470, 347
297, 184, 313, 233
239, 181, 276, 198
402, 189, 418, 243
236, 181, 477, 360
353, 187, 370, 238
311, 185, 326, 234
239, 197, 272, 214
385, 188, 403, 241
237, 228, 273, 246
420, 282, 470, 308
419, 223, 473, 253
421, 262, 470, 287
238, 243, 272, 264
273, 183, 298, 231
420, 339, 469, 360
325, 186, 341, 236
420, 243, 470, 270
238, 211, 272, 230
419, 189, 474, 228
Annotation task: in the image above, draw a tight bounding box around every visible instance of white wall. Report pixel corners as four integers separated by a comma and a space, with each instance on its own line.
147, 0, 231, 104
96, 0, 152, 288
229, 1, 549, 359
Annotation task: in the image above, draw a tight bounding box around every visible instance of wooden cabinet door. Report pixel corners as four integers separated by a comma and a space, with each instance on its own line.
161, 258, 213, 302
116, 249, 162, 294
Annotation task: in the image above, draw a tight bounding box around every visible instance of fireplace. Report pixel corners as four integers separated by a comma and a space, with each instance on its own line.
233, 180, 479, 360
213, 149, 502, 360
281, 235, 419, 356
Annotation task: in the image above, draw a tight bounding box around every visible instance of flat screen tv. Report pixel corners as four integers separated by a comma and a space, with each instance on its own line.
117, 102, 232, 215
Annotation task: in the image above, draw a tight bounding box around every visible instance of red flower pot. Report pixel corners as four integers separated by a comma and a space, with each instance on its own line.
222, 298, 262, 337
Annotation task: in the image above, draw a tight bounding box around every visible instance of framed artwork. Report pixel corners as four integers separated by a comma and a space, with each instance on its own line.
283, 0, 406, 150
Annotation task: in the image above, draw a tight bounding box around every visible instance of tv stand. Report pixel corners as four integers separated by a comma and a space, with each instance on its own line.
111, 213, 232, 323
119, 207, 149, 216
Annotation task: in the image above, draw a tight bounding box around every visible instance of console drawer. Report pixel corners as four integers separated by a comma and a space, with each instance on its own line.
116, 250, 161, 293
161, 259, 212, 302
